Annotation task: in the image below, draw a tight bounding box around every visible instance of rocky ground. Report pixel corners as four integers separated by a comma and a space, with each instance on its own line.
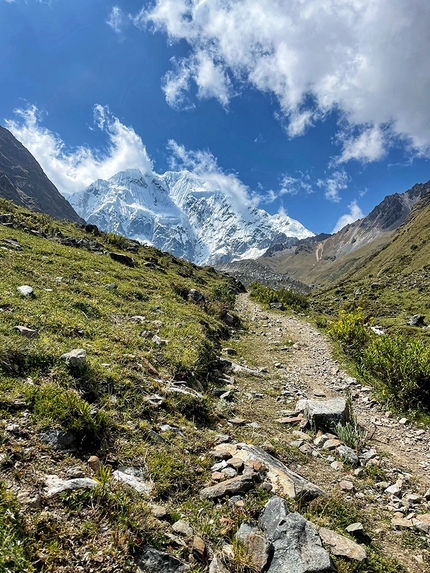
3, 292, 430, 572
213, 293, 430, 571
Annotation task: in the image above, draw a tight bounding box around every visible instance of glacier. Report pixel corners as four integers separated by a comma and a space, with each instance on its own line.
69, 168, 313, 264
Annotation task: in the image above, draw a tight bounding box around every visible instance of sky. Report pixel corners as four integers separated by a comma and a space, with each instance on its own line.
1, 0, 430, 235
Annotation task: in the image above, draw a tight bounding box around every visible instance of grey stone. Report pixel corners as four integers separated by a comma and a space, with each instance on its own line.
221, 443, 324, 502
209, 554, 230, 573
270, 302, 285, 310
113, 469, 152, 494
172, 520, 194, 538
109, 252, 137, 267
60, 348, 87, 368
235, 522, 270, 572
259, 497, 335, 573
40, 429, 76, 451
200, 473, 256, 500
360, 449, 377, 463
17, 285, 33, 297
408, 314, 426, 327
319, 527, 367, 561
188, 289, 206, 304
14, 326, 38, 338
136, 547, 189, 573
296, 398, 348, 429
152, 335, 168, 346
45, 475, 98, 497
337, 445, 359, 465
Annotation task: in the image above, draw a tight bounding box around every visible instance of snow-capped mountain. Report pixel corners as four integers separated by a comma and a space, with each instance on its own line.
69, 168, 313, 264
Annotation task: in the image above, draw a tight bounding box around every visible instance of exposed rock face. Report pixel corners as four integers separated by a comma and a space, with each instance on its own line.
0, 125, 83, 222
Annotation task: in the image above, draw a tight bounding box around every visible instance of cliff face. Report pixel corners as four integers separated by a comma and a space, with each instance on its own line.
0, 125, 83, 223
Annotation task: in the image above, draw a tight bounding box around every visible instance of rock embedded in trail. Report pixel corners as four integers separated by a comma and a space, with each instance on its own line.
210, 443, 324, 501
296, 397, 349, 429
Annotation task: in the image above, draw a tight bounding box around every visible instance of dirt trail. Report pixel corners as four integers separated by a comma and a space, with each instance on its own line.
231, 293, 430, 484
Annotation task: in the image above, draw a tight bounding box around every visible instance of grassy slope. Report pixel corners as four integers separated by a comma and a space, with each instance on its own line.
260, 232, 394, 287
310, 193, 430, 336
0, 198, 242, 572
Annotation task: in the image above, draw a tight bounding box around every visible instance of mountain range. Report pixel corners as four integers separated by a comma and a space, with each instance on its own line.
247, 179, 430, 287
68, 168, 313, 265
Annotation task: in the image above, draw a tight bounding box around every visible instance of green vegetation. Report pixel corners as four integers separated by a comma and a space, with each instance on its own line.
328, 309, 430, 412
248, 282, 309, 311
0, 197, 241, 571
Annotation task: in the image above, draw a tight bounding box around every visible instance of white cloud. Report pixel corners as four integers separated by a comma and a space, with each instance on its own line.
317, 170, 348, 203
167, 139, 258, 212
5, 105, 153, 195
332, 200, 364, 233
135, 0, 430, 158
106, 6, 128, 35
337, 124, 387, 163
279, 174, 313, 197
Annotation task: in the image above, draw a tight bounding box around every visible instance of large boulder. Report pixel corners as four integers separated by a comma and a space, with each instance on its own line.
259, 497, 336, 573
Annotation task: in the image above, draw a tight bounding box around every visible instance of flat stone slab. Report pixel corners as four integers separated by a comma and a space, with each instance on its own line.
235, 443, 324, 501
200, 473, 256, 500
113, 469, 152, 494
319, 527, 367, 561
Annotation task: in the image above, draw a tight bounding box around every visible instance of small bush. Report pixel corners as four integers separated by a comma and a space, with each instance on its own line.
248, 283, 308, 311
363, 334, 430, 409
328, 309, 373, 361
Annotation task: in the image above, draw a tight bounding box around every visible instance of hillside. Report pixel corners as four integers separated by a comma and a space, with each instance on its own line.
0, 126, 83, 223
310, 188, 430, 336
2, 198, 430, 573
260, 180, 430, 287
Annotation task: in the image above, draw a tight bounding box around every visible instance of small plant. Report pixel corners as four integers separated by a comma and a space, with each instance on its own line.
231, 538, 259, 573
95, 465, 112, 487
335, 393, 367, 452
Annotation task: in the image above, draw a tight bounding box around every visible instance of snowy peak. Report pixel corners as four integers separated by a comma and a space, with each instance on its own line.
69, 168, 313, 264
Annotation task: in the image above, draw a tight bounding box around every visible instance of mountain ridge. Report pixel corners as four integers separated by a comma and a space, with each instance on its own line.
0, 125, 83, 223
68, 168, 313, 265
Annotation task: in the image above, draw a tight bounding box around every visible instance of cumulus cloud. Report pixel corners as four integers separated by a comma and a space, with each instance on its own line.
167, 139, 258, 212
337, 124, 388, 164
5, 105, 153, 195
332, 200, 364, 233
135, 0, 430, 158
317, 171, 348, 203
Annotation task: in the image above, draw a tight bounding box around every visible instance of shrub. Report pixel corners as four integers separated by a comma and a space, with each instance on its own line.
248, 283, 308, 312
328, 309, 373, 361
363, 334, 430, 409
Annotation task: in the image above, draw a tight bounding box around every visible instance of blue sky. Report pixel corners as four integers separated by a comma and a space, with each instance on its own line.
1, 0, 430, 234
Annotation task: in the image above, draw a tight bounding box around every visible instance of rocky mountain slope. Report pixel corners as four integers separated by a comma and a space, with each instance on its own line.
0, 125, 83, 223
259, 180, 430, 286
68, 168, 313, 265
